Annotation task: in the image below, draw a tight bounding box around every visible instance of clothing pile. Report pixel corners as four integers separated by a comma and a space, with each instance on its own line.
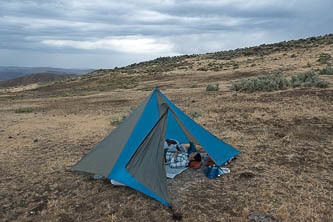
164, 139, 202, 169
164, 139, 233, 179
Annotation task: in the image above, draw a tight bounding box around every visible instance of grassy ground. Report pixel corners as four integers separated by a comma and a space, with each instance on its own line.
0, 35, 333, 221
1, 87, 332, 221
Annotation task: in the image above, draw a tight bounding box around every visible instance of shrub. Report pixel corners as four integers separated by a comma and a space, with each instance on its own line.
233, 63, 239, 69
314, 80, 329, 88
197, 67, 208, 71
116, 107, 136, 124
319, 66, 333, 75
206, 84, 219, 91
317, 53, 331, 64
231, 71, 329, 93
190, 111, 202, 118
15, 107, 35, 113
291, 71, 328, 88
110, 117, 120, 126
231, 74, 290, 93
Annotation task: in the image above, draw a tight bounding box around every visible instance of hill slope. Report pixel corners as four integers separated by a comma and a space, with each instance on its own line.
0, 66, 94, 81
0, 73, 75, 88
7, 34, 331, 97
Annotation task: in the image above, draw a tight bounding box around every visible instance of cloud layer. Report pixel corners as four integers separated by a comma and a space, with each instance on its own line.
0, 0, 332, 68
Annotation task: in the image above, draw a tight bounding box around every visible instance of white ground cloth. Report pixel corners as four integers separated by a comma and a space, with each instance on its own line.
165, 165, 188, 179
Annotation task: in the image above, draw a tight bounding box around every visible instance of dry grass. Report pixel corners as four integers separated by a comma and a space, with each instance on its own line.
1, 86, 332, 221
0, 37, 333, 221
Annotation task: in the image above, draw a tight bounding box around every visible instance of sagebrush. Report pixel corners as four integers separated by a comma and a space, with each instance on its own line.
291, 71, 328, 88
231, 74, 290, 92
206, 84, 219, 91
231, 72, 328, 92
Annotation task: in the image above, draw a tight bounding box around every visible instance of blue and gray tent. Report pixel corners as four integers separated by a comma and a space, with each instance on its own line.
71, 88, 239, 206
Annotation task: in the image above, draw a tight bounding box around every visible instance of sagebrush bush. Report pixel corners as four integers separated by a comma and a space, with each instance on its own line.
15, 107, 34, 113
291, 71, 328, 88
231, 71, 329, 93
231, 74, 290, 93
197, 67, 208, 71
317, 53, 331, 64
206, 84, 219, 91
190, 111, 202, 118
319, 66, 333, 75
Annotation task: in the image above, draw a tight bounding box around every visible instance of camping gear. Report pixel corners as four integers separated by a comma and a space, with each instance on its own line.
71, 88, 239, 207
111, 179, 125, 186
166, 139, 178, 145
189, 160, 202, 169
187, 141, 197, 154
165, 165, 188, 179
93, 175, 103, 180
188, 152, 202, 168
193, 152, 201, 161
205, 165, 219, 179
200, 152, 209, 160
218, 167, 231, 176
206, 157, 217, 167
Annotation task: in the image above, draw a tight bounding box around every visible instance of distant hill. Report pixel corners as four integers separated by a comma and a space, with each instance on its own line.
1, 33, 332, 96
0, 73, 76, 88
0, 66, 94, 81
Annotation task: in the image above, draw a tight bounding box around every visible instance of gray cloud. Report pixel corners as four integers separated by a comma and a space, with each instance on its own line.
0, 0, 332, 68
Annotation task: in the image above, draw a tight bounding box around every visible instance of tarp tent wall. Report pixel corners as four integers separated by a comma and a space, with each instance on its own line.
159, 92, 240, 165
71, 88, 240, 206
165, 110, 189, 143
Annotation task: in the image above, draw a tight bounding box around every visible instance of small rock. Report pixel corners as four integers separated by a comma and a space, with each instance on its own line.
275, 132, 286, 138
8, 136, 13, 139
239, 172, 255, 179
172, 212, 183, 221
34, 139, 38, 143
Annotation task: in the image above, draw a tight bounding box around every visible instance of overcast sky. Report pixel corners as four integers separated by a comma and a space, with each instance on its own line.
1, 0, 332, 69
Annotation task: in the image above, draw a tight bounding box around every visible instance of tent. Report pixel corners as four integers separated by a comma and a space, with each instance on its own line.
71, 88, 239, 207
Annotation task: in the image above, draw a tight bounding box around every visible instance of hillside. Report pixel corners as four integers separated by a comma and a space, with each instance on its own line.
0, 66, 94, 81
0, 73, 75, 88
4, 34, 331, 98
0, 34, 332, 221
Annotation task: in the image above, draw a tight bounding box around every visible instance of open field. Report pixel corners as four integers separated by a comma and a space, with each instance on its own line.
0, 35, 333, 221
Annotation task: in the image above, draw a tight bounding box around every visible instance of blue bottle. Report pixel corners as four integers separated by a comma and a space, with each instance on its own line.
204, 165, 211, 177
187, 142, 197, 154
208, 165, 218, 179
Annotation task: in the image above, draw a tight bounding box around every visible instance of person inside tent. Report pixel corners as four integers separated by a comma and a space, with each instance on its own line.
164, 140, 202, 168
